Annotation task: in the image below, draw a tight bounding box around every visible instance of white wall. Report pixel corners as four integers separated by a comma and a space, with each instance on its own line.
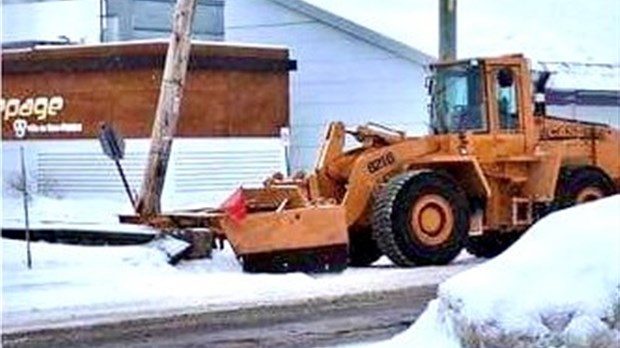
226, 0, 430, 170
2, 138, 286, 209
2, 0, 101, 44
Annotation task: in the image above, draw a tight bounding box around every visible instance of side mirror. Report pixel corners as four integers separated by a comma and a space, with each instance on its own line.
533, 71, 551, 116
535, 71, 551, 93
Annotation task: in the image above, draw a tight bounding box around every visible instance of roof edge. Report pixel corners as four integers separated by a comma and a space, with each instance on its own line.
268, 0, 435, 66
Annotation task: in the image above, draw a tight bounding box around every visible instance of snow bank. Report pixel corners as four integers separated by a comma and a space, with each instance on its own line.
1, 194, 156, 234
2, 193, 480, 333
2, 236, 479, 332
385, 195, 620, 347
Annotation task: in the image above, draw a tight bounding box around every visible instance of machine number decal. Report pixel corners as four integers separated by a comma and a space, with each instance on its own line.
367, 152, 395, 174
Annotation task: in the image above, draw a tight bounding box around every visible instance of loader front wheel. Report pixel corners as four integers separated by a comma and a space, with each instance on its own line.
348, 228, 382, 267
372, 171, 469, 267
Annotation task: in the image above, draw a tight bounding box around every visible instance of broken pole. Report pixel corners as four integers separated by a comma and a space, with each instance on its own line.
136, 0, 198, 216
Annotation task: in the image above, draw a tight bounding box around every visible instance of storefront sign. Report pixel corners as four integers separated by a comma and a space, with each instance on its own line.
1, 96, 83, 139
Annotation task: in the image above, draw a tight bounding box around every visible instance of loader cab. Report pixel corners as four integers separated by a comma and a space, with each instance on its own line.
429, 60, 488, 134
429, 55, 540, 159
429, 55, 533, 140
427, 56, 527, 134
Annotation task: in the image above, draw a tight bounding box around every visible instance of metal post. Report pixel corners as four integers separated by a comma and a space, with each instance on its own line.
136, 0, 198, 216
114, 159, 137, 208
20, 146, 32, 269
439, 0, 457, 61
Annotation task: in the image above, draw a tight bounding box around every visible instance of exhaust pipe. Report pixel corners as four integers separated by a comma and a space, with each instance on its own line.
534, 71, 551, 116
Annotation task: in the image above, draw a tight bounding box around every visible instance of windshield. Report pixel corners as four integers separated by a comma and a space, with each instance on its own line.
430, 64, 486, 134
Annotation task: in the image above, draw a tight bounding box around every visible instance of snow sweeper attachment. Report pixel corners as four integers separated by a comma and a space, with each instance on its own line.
120, 184, 349, 273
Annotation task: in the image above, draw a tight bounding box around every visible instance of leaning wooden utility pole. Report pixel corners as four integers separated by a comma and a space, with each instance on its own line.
136, 0, 197, 216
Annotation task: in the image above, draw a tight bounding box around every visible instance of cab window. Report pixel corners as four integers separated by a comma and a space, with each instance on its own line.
495, 68, 519, 130
431, 64, 487, 134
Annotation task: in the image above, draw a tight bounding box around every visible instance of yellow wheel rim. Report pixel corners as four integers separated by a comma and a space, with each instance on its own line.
410, 194, 454, 246
576, 186, 605, 204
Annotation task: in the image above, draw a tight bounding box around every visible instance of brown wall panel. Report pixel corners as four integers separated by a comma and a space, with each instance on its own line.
2, 41, 294, 140
182, 72, 230, 136
227, 71, 289, 136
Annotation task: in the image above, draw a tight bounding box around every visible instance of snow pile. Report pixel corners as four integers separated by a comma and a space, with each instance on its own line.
2, 195, 133, 225
2, 193, 480, 332
1, 195, 157, 235
2, 236, 478, 332
386, 195, 620, 348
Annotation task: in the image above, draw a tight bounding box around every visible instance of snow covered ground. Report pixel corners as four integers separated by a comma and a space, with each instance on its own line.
1, 194, 478, 334
1, 195, 152, 233
3, 194, 619, 348
353, 195, 620, 348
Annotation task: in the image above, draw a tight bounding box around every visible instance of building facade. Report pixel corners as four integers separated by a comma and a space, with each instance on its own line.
1, 41, 292, 207
1, 0, 224, 44
226, 0, 434, 170
103, 0, 224, 42
226, 0, 619, 170
2, 0, 619, 202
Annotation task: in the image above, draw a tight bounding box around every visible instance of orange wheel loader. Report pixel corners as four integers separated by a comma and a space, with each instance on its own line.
122, 54, 619, 273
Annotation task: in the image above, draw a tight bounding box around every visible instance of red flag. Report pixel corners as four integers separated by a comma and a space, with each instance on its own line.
219, 187, 247, 223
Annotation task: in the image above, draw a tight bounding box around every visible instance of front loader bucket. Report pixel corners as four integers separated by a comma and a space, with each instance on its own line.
222, 204, 349, 273
119, 185, 350, 273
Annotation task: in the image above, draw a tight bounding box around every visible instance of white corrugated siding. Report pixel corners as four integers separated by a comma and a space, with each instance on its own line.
2, 138, 286, 209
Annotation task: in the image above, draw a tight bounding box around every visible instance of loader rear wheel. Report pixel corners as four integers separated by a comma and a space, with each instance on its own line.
554, 166, 615, 209
466, 231, 521, 258
372, 171, 469, 267
348, 229, 382, 267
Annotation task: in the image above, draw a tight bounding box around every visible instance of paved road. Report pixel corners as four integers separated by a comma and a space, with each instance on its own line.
2, 285, 436, 348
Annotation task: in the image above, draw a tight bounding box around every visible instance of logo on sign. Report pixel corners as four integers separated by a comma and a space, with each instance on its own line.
13, 119, 28, 138
1, 96, 83, 139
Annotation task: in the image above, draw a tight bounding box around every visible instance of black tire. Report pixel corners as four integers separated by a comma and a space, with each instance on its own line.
466, 231, 520, 258
554, 166, 616, 210
372, 170, 469, 267
348, 228, 382, 267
